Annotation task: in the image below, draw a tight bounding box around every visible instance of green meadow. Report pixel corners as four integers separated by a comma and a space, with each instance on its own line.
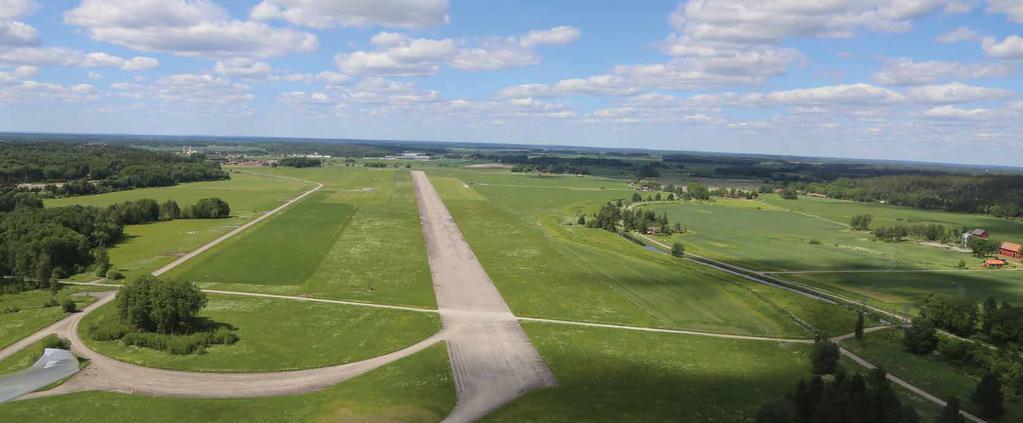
784, 270, 1023, 310
0, 344, 455, 423
647, 198, 978, 272
761, 194, 1023, 243
0, 288, 96, 349
483, 323, 812, 422
188, 167, 435, 308
427, 169, 847, 337
78, 294, 440, 372
169, 192, 354, 285
44, 172, 313, 281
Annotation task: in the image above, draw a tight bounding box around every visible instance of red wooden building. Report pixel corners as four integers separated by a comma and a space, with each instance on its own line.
1001, 241, 1023, 260
984, 259, 1006, 269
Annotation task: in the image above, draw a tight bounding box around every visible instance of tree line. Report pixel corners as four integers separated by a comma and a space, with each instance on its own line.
0, 142, 229, 196
0, 196, 230, 295
791, 174, 1023, 218
276, 157, 322, 168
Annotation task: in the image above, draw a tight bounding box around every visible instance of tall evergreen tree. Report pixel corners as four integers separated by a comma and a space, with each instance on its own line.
936, 396, 966, 423
855, 311, 865, 340
972, 372, 1005, 419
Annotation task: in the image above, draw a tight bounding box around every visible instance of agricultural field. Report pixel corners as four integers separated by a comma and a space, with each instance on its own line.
426, 169, 856, 337
783, 270, 1023, 311
184, 166, 435, 308
761, 194, 1023, 243
0, 289, 95, 349
641, 195, 1023, 311
841, 329, 1023, 421
647, 198, 979, 272
79, 294, 440, 372
169, 192, 355, 286
43, 172, 313, 281
0, 344, 455, 423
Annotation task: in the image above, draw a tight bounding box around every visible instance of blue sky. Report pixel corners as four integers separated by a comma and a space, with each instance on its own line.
1, 1, 1023, 165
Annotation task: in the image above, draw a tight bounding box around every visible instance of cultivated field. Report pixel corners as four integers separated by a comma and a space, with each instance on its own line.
195, 167, 436, 308
44, 172, 313, 281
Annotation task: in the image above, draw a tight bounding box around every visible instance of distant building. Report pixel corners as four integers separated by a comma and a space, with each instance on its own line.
962, 228, 990, 248
646, 225, 658, 234
384, 152, 431, 161
1000, 241, 1023, 260
984, 259, 1006, 269
806, 193, 828, 198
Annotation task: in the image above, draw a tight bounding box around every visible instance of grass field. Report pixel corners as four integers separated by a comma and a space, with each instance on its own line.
482, 323, 812, 422
841, 328, 1023, 421
0, 289, 96, 349
784, 270, 1023, 311
761, 194, 1023, 243
0, 343, 455, 423
79, 294, 440, 372
170, 192, 354, 285
643, 196, 1023, 311
647, 199, 981, 272
425, 169, 827, 337
44, 172, 313, 281
194, 167, 435, 308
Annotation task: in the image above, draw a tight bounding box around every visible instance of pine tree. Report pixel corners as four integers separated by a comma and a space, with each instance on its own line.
936, 396, 966, 423
855, 311, 865, 340
972, 372, 1005, 418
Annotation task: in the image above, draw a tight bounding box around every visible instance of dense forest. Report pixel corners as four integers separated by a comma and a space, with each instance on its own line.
0, 142, 229, 195
794, 175, 1023, 217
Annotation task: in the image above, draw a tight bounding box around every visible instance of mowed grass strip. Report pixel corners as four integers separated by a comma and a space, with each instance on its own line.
429, 171, 807, 337
170, 192, 352, 285
482, 323, 812, 422
196, 167, 436, 308
0, 343, 455, 423
78, 294, 440, 372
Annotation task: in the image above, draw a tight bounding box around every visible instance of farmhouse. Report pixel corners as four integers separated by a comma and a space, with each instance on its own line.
1001, 241, 1023, 260
984, 259, 1006, 269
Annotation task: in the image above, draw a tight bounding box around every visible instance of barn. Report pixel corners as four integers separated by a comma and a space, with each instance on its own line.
1001, 241, 1023, 260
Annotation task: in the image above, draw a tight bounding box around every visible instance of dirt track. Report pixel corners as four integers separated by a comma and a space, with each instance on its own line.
410, 170, 557, 423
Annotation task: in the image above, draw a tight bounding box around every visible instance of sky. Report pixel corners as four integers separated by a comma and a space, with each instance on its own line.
1, 1, 1022, 166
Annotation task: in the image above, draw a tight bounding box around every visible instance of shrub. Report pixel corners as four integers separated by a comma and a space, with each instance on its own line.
62, 298, 77, 313
42, 334, 71, 350
107, 270, 125, 280
42, 296, 59, 307
1, 305, 19, 314
808, 239, 821, 245
86, 318, 130, 341
811, 339, 840, 374
903, 320, 939, 355
671, 242, 685, 257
